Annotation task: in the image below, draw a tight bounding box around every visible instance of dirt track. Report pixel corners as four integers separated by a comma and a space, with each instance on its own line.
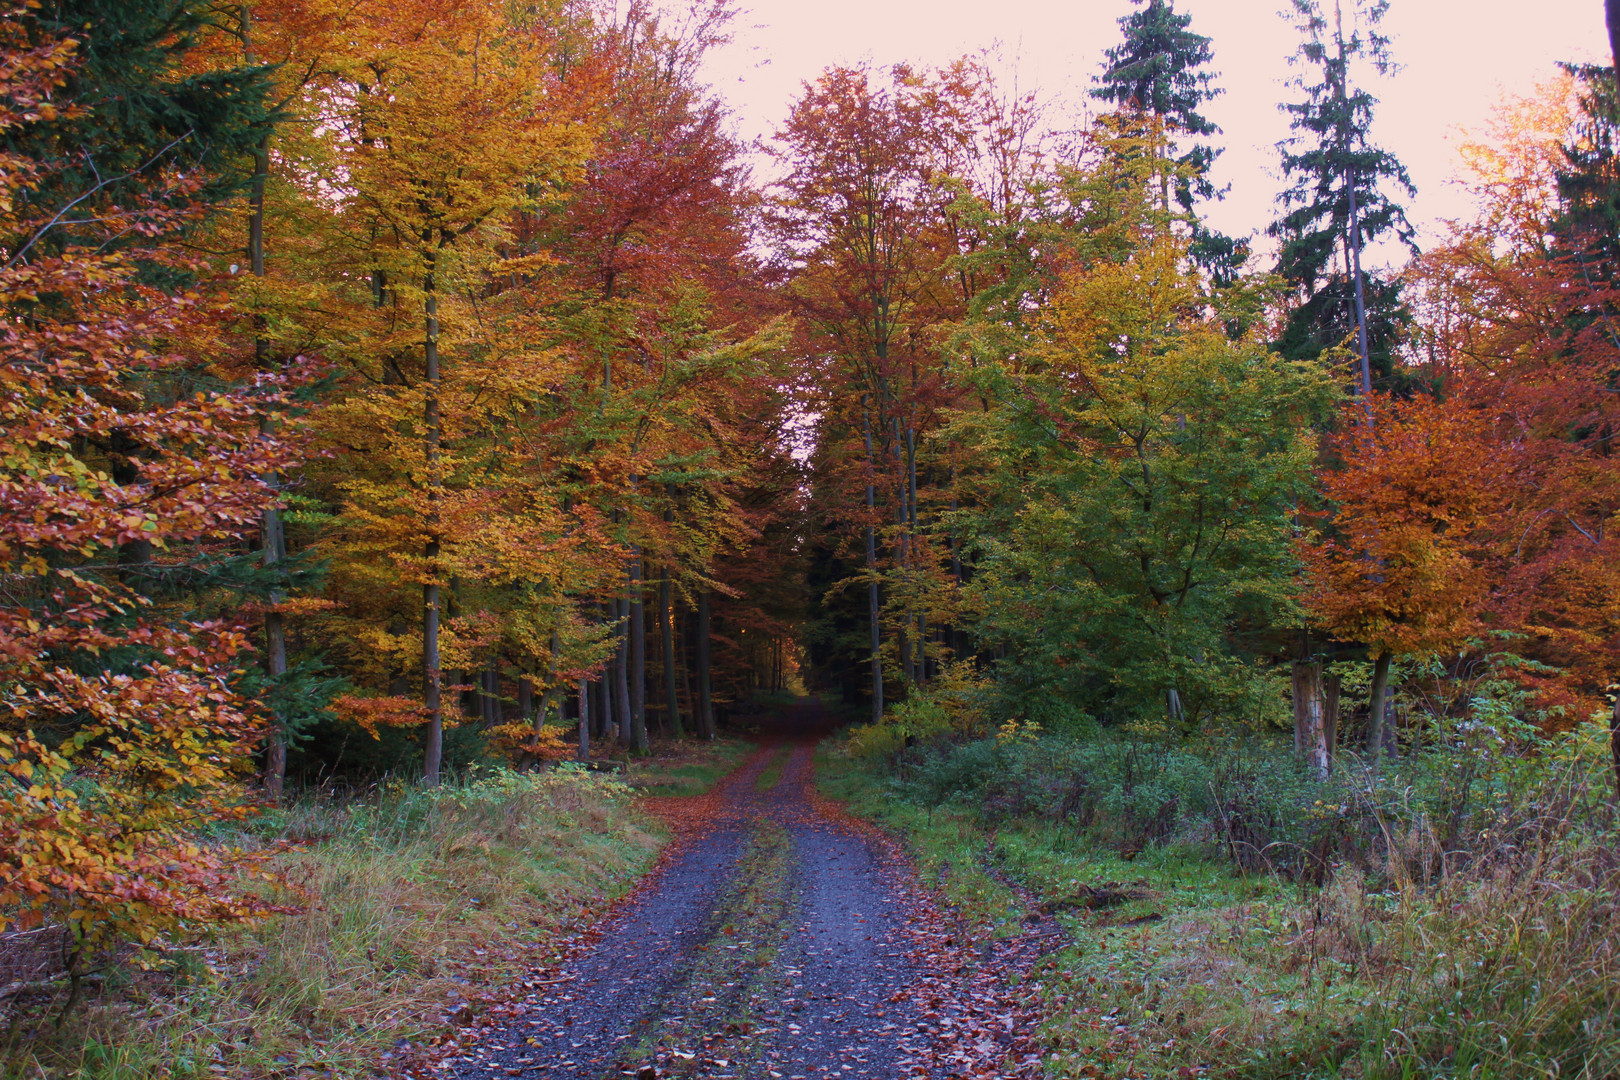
439, 699, 949, 1079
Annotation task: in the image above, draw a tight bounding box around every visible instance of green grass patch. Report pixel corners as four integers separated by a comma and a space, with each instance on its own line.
753, 745, 792, 792
626, 737, 756, 797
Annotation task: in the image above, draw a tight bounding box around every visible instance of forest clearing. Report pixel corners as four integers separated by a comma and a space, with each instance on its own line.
0, 0, 1617, 1076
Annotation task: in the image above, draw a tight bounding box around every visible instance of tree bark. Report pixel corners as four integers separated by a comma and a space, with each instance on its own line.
613, 596, 632, 743
697, 591, 715, 740
907, 424, 925, 686
517, 677, 533, 721
481, 662, 499, 726
660, 564, 682, 737
629, 554, 648, 752
1333, 23, 1375, 417
1608, 0, 1620, 83
1610, 691, 1619, 801
577, 675, 591, 763
862, 403, 884, 724
260, 454, 288, 799
1365, 650, 1393, 764
1323, 672, 1341, 763
421, 258, 443, 787
1292, 661, 1329, 779
246, 57, 287, 798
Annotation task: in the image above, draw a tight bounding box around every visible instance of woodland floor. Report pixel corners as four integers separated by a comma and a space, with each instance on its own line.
412, 699, 1056, 1080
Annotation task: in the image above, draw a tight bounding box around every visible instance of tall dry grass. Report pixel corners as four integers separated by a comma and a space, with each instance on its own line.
2, 765, 662, 1079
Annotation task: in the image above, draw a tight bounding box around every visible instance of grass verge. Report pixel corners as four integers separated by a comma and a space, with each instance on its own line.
3, 742, 750, 1080
625, 737, 756, 797
817, 734, 1620, 1080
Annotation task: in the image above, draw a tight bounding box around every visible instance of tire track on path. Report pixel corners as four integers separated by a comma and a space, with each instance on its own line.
434, 700, 936, 1080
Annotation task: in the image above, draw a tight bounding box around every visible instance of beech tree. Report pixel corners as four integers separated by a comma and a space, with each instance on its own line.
315, 0, 589, 783
958, 228, 1331, 730
1300, 395, 1508, 756
0, 9, 301, 954
771, 63, 971, 721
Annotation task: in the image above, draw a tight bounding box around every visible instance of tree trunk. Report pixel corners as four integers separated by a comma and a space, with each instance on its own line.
1323, 672, 1341, 764
613, 596, 632, 744
577, 675, 591, 763
595, 603, 612, 740
629, 555, 648, 752
862, 403, 884, 724
894, 418, 912, 688
482, 662, 499, 726
1609, 691, 1619, 801
1365, 650, 1393, 764
1608, 0, 1620, 83
697, 591, 715, 740
660, 566, 682, 738
1292, 661, 1329, 779
681, 615, 698, 732
907, 424, 925, 686
421, 259, 443, 787
1378, 684, 1398, 760
260, 471, 288, 799
517, 677, 533, 721
1337, 30, 1376, 415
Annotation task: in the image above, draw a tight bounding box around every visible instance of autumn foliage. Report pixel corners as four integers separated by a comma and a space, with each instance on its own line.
0, 8, 298, 950
1, 0, 1618, 999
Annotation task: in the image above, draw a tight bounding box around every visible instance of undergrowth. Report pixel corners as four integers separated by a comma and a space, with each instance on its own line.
626, 737, 756, 797
1, 743, 744, 1080
821, 718, 1620, 1079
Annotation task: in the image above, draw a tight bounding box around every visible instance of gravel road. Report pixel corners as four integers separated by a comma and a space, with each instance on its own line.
442, 700, 942, 1080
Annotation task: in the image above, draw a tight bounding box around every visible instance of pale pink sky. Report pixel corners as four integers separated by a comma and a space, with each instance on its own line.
700, 0, 1608, 264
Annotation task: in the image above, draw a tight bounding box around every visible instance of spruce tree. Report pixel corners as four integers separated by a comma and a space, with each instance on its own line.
3, 0, 274, 253
1092, 0, 1245, 283
1269, 0, 1415, 392
1555, 62, 1620, 270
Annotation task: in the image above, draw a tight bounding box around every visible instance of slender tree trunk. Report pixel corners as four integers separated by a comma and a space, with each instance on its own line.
482, 662, 498, 725
421, 256, 444, 787
629, 555, 648, 752
1324, 672, 1341, 764
594, 603, 612, 740
259, 428, 287, 799
948, 483, 966, 664
660, 565, 682, 737
578, 675, 591, 763
1336, 28, 1375, 416
907, 425, 925, 685
518, 677, 533, 721
1609, 691, 1619, 801
681, 614, 697, 731
242, 14, 288, 797
697, 591, 715, 740
613, 597, 632, 744
1365, 650, 1393, 764
862, 403, 884, 723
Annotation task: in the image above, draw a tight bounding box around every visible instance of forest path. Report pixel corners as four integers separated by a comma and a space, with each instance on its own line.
438, 699, 948, 1080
